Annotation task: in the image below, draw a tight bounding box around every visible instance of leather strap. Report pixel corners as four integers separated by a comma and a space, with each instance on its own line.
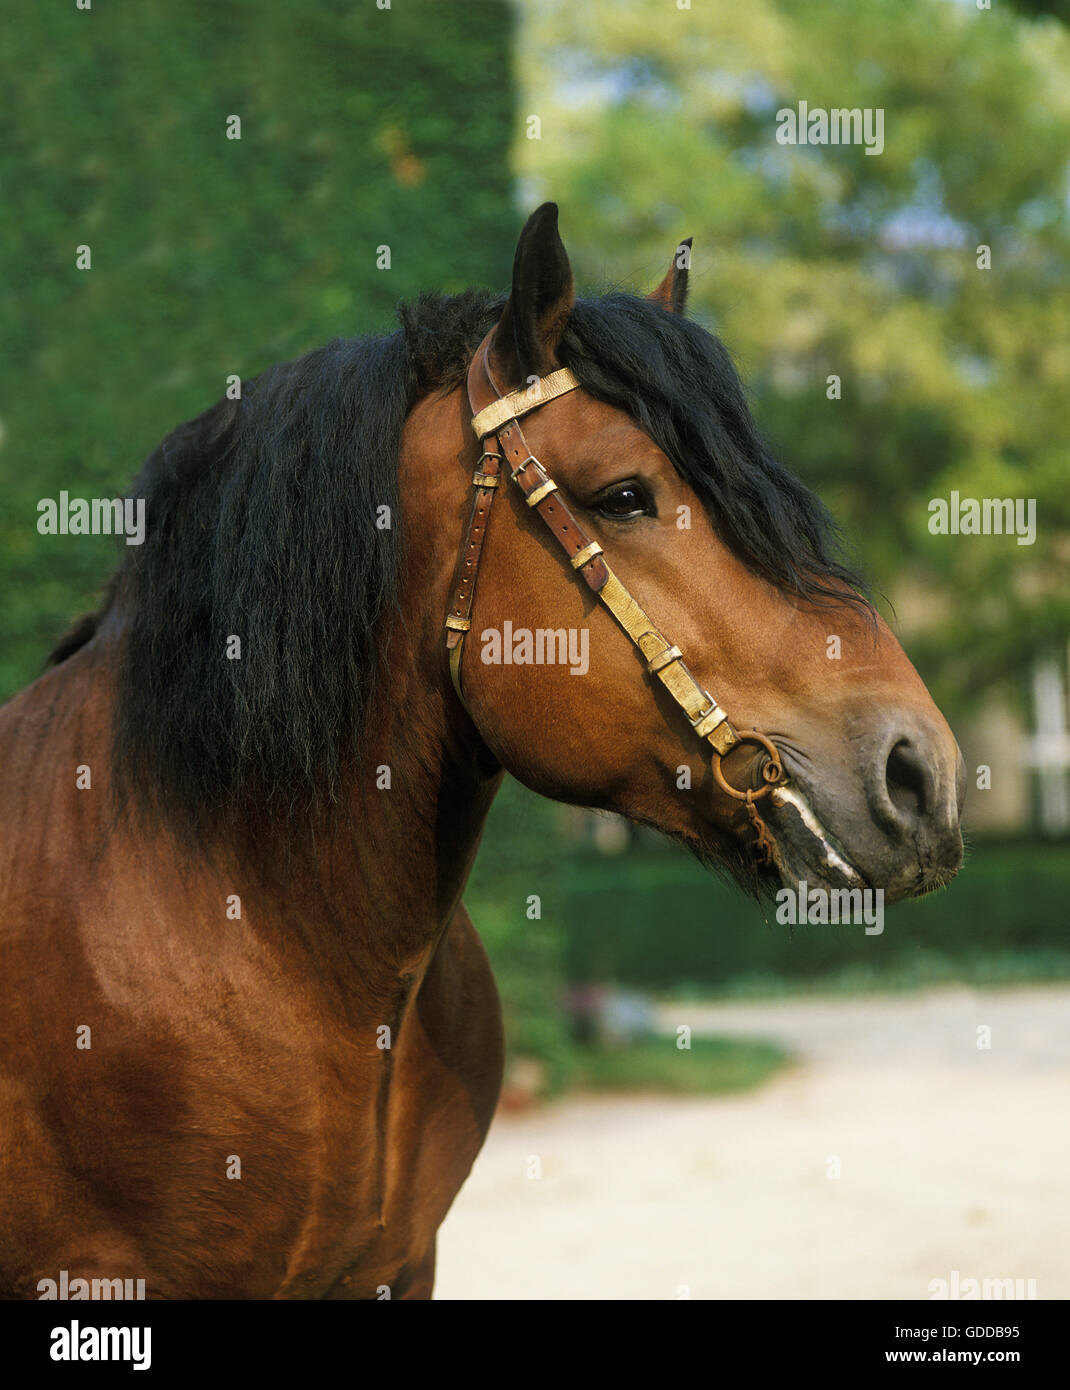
444, 331, 741, 759
470, 367, 581, 439
443, 443, 503, 699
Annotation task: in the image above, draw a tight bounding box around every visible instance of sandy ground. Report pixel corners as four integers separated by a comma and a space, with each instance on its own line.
435, 985, 1070, 1299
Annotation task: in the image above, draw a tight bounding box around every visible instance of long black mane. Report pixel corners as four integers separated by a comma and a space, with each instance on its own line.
57, 288, 868, 838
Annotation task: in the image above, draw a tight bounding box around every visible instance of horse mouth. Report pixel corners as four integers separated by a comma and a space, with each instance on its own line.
766, 783, 866, 888
759, 776, 962, 902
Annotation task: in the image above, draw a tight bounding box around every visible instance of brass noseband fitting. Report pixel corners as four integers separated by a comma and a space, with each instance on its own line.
710, 730, 784, 867
710, 730, 784, 802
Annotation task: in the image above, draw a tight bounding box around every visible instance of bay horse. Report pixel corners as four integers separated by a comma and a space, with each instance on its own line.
0, 204, 963, 1299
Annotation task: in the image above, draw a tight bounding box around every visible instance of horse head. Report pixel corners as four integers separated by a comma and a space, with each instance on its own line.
427, 204, 964, 902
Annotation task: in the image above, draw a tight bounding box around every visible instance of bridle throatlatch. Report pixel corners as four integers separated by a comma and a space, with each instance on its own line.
443, 332, 785, 865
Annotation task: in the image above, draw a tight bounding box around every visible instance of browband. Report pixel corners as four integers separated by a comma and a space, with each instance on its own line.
469, 367, 580, 439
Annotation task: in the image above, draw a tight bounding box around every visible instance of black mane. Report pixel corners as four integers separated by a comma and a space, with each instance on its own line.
56, 287, 867, 838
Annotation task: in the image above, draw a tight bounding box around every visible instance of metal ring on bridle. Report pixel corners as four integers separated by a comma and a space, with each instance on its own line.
710, 730, 784, 802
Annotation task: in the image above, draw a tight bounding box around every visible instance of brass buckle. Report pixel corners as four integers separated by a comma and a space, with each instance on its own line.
690, 695, 727, 738
510, 453, 544, 483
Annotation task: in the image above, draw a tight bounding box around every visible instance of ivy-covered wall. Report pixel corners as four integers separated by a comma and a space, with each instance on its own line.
2, 0, 517, 695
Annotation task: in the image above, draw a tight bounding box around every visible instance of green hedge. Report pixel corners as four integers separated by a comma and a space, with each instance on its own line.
1, 0, 516, 699
552, 838, 1070, 992
467, 781, 1070, 1069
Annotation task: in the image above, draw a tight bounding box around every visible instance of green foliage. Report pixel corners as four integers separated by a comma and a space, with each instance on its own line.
568, 1035, 789, 1095
1, 0, 516, 697
466, 783, 1070, 1070
517, 837, 1070, 992
467, 783, 1070, 1073
464, 780, 575, 1088
661, 949, 1070, 1002
515, 0, 1070, 716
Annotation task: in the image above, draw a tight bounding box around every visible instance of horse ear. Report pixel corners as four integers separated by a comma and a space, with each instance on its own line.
648, 238, 692, 314
490, 203, 575, 385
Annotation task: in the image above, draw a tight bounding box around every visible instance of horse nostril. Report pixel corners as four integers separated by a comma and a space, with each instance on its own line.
884, 739, 931, 826
856, 720, 964, 888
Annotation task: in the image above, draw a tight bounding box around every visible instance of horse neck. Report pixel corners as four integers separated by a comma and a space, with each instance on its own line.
237, 380, 501, 982
327, 381, 506, 947
70, 385, 497, 993
187, 620, 503, 995
336, 626, 503, 957
14, 628, 494, 1021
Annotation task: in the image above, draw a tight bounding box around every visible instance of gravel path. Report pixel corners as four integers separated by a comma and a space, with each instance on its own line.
435, 985, 1070, 1299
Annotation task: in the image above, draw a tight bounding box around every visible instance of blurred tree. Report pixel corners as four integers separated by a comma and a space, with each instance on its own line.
1006, 1, 1070, 23
515, 0, 1070, 716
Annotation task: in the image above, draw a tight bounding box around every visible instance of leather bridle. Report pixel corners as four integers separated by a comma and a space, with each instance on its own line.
443, 329, 785, 864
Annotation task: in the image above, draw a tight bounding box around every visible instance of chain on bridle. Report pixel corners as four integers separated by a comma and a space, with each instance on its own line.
443, 331, 785, 865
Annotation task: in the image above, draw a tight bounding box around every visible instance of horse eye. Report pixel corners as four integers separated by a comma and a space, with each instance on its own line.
595, 481, 653, 520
